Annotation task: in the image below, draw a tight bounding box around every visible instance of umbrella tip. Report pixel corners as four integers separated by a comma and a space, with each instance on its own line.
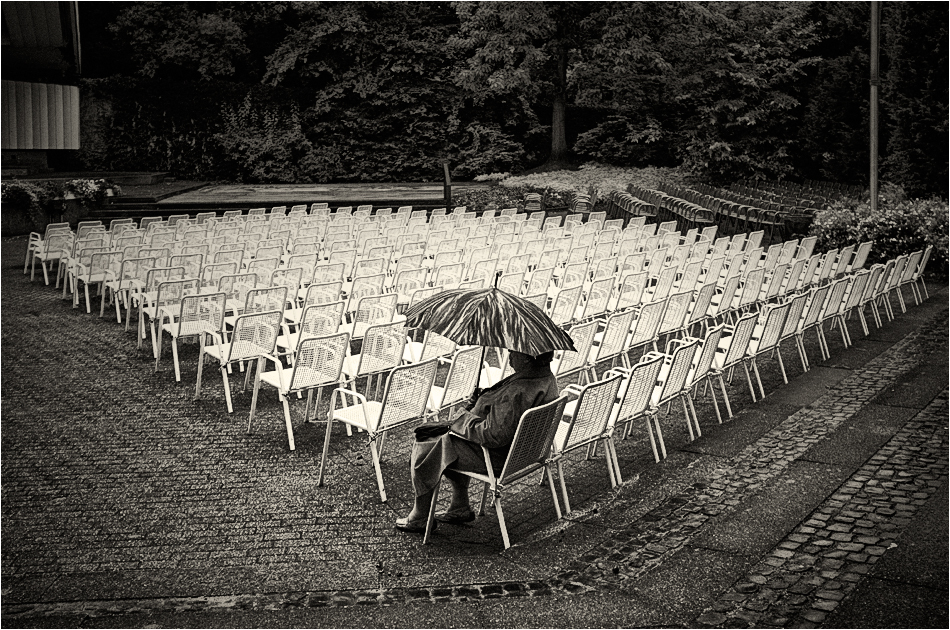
494, 270, 502, 289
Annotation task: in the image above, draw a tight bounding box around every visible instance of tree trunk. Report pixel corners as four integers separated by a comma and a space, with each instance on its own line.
548, 44, 569, 166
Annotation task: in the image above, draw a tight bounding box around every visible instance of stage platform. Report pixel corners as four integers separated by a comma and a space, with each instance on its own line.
95, 181, 492, 221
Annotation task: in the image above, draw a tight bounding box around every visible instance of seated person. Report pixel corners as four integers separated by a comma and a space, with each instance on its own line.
396, 350, 559, 532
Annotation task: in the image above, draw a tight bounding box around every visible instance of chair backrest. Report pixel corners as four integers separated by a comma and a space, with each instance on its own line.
436, 345, 482, 410
658, 290, 693, 336
289, 332, 349, 391
498, 395, 569, 486
244, 285, 288, 316
558, 373, 625, 453
300, 301, 345, 337
899, 250, 923, 284
498, 272, 524, 296
780, 292, 810, 340
843, 270, 870, 311
616, 271, 648, 311
432, 262, 464, 289
550, 285, 583, 326
609, 352, 663, 428
687, 282, 718, 328
690, 324, 725, 387
653, 338, 700, 405
526, 266, 555, 296
594, 309, 637, 365
374, 358, 439, 432
177, 291, 227, 335
629, 298, 667, 350
800, 283, 831, 330
226, 309, 283, 362
561, 261, 589, 290
418, 330, 457, 361
346, 273, 385, 312
579, 277, 613, 321
833, 245, 855, 278
554, 320, 598, 377
356, 321, 408, 376
754, 302, 791, 354
821, 276, 850, 320
718, 312, 758, 369
351, 293, 398, 334
155, 278, 199, 308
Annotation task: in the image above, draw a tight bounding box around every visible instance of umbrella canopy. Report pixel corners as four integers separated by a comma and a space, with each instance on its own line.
404, 286, 576, 356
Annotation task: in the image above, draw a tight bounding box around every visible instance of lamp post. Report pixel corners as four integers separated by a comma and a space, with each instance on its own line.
870, 1, 880, 212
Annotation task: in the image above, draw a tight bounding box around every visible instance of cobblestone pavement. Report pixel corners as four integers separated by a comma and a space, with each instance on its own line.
694, 390, 948, 628
2, 234, 946, 625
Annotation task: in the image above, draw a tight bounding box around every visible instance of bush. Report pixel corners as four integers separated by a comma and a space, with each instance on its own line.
810, 187, 948, 277
1, 180, 64, 236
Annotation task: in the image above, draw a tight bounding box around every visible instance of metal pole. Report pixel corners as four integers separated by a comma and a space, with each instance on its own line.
870, 1, 880, 211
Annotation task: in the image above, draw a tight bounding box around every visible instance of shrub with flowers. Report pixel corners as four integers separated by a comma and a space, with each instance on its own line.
1, 179, 64, 235
810, 184, 947, 277
65, 178, 121, 206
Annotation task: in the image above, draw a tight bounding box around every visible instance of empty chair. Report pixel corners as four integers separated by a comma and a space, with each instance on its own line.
550, 373, 625, 512
833, 269, 871, 348
249, 331, 350, 451
550, 320, 599, 384
588, 309, 636, 380
276, 301, 345, 360
196, 309, 284, 413
709, 311, 758, 419
742, 301, 791, 401
143, 278, 201, 357
644, 337, 700, 443
322, 358, 438, 502
605, 353, 665, 465
157, 291, 227, 382
773, 291, 811, 383
73, 250, 122, 314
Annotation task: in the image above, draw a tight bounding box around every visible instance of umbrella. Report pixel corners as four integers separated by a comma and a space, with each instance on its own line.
404, 282, 576, 356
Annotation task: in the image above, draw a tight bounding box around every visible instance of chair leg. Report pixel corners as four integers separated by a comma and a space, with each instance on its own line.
680, 396, 696, 441
751, 357, 765, 399
707, 376, 723, 424
171, 337, 182, 382
717, 373, 733, 418
317, 416, 334, 487
369, 438, 387, 502
248, 364, 262, 432
795, 334, 809, 371
195, 341, 206, 399
742, 361, 757, 402
651, 411, 668, 459
545, 467, 563, 519
494, 494, 511, 550
556, 459, 571, 515
686, 393, 702, 438
221, 365, 234, 413
605, 437, 622, 486
776, 344, 788, 384
423, 478, 441, 545
281, 395, 296, 451
479, 481, 490, 516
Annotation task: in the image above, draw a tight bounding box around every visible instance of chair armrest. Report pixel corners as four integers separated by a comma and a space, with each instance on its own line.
562, 383, 585, 397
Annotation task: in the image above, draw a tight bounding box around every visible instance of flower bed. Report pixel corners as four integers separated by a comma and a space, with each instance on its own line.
456, 164, 693, 212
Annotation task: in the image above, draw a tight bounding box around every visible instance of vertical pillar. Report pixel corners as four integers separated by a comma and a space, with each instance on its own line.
870, 1, 881, 212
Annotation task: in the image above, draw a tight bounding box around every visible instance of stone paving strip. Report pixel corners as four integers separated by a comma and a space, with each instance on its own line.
4, 298, 945, 621
694, 389, 948, 628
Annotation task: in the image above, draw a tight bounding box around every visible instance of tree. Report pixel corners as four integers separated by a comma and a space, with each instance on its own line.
451, 1, 601, 168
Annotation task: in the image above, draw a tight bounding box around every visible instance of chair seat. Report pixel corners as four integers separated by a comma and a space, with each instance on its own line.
331, 400, 383, 431
162, 320, 213, 338
259, 369, 289, 392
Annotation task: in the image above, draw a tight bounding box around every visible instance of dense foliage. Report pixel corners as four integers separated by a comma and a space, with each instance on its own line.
810, 184, 948, 276
77, 1, 946, 197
